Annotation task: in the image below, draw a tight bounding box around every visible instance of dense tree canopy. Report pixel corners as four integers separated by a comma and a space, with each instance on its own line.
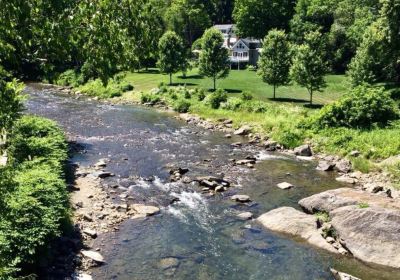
233, 0, 296, 39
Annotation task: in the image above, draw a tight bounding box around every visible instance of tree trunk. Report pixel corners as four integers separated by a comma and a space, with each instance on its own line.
213, 75, 216, 91
170, 73, 172, 86
310, 89, 313, 105
273, 84, 276, 99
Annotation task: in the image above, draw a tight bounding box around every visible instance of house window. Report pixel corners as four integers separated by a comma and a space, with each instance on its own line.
243, 52, 248, 57
233, 52, 237, 57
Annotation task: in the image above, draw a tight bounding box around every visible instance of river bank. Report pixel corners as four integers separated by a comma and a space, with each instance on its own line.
32, 83, 400, 279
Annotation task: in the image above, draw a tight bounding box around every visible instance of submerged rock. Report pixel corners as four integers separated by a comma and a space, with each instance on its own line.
231, 195, 251, 203
257, 207, 337, 253
159, 257, 180, 270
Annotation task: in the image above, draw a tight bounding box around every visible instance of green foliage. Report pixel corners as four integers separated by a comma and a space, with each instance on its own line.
0, 77, 24, 143
290, 31, 328, 105
311, 86, 399, 129
173, 99, 191, 113
78, 78, 133, 99
233, 0, 295, 39
351, 157, 374, 173
140, 93, 161, 104
258, 29, 292, 99
0, 116, 69, 278
204, 89, 228, 109
240, 91, 253, 101
55, 70, 84, 87
157, 31, 188, 85
221, 97, 244, 111
315, 211, 330, 223
198, 28, 230, 90
197, 88, 206, 101
358, 202, 370, 208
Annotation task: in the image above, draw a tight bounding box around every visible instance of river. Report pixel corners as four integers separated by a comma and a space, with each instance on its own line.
25, 84, 399, 280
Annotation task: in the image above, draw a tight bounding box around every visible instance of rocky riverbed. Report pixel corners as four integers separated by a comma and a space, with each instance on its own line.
27, 84, 400, 280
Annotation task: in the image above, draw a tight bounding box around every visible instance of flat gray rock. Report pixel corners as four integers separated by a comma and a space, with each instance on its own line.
257, 207, 337, 253
331, 205, 400, 268
277, 182, 294, 190
231, 195, 251, 202
237, 212, 253, 220
132, 204, 160, 216
81, 250, 105, 263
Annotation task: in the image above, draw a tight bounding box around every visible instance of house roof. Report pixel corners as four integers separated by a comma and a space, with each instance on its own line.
214, 24, 235, 30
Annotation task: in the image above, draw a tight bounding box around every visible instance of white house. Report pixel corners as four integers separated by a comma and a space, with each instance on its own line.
213, 24, 261, 67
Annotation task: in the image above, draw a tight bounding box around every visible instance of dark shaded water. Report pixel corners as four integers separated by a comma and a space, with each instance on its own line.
25, 84, 399, 280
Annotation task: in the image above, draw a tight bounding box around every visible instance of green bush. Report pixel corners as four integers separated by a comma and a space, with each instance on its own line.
197, 88, 206, 101
243, 101, 267, 113
312, 86, 399, 129
0, 116, 69, 278
241, 91, 253, 101
140, 93, 161, 104
221, 97, 243, 111
55, 69, 84, 87
204, 89, 228, 109
173, 99, 191, 113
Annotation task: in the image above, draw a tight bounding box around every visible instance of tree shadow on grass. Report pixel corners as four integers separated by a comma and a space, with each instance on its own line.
224, 88, 242, 93
169, 82, 198, 87
268, 97, 309, 103
177, 74, 204, 79
138, 69, 160, 74
304, 103, 324, 109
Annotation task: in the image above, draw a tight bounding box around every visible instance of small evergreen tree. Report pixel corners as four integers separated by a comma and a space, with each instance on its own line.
290, 31, 327, 105
199, 28, 230, 90
258, 29, 292, 99
157, 31, 188, 85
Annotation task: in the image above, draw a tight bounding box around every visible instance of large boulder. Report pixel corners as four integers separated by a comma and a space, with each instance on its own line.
257, 207, 337, 253
331, 205, 400, 268
234, 125, 251, 135
299, 188, 400, 214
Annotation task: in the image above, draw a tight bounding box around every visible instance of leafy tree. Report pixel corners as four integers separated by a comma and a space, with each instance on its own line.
290, 31, 327, 105
157, 31, 188, 85
0, 72, 24, 148
258, 29, 292, 99
233, 0, 295, 39
165, 0, 212, 45
198, 28, 230, 90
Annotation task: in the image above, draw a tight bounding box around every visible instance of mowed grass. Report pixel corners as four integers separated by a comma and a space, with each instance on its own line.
123, 68, 349, 106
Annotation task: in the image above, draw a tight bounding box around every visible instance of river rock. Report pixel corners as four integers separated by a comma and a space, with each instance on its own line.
277, 182, 294, 190
331, 205, 400, 268
159, 257, 179, 270
335, 176, 357, 184
263, 140, 278, 151
132, 204, 160, 216
317, 161, 335, 171
330, 268, 361, 280
349, 150, 360, 157
94, 158, 107, 168
237, 212, 253, 220
231, 195, 251, 203
378, 154, 400, 166
362, 183, 384, 194
257, 207, 337, 253
83, 228, 97, 238
75, 273, 93, 280
92, 171, 113, 179
236, 159, 256, 165
81, 250, 105, 263
234, 125, 251, 136
294, 144, 312, 156
335, 159, 352, 173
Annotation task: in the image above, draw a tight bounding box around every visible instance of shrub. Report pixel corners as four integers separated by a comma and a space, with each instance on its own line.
56, 69, 84, 87
204, 89, 227, 109
244, 101, 267, 113
197, 88, 206, 101
140, 93, 161, 104
173, 99, 191, 113
221, 97, 243, 111
241, 91, 253, 101
312, 85, 399, 129
0, 116, 69, 278
78, 79, 121, 98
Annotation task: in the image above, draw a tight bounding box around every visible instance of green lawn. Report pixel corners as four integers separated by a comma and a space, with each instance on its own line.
123, 68, 349, 106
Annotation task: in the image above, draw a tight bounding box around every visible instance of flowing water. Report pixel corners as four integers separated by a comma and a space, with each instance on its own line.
25, 84, 399, 280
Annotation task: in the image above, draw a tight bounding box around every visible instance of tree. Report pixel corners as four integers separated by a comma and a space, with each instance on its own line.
290, 32, 327, 105
0, 71, 24, 148
198, 28, 230, 90
165, 0, 212, 45
258, 29, 292, 99
233, 0, 295, 39
157, 32, 188, 85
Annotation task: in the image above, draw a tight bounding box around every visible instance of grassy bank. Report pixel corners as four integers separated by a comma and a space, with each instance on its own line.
0, 116, 70, 278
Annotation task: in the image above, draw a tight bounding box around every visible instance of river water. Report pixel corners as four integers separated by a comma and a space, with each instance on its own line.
25, 84, 399, 280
